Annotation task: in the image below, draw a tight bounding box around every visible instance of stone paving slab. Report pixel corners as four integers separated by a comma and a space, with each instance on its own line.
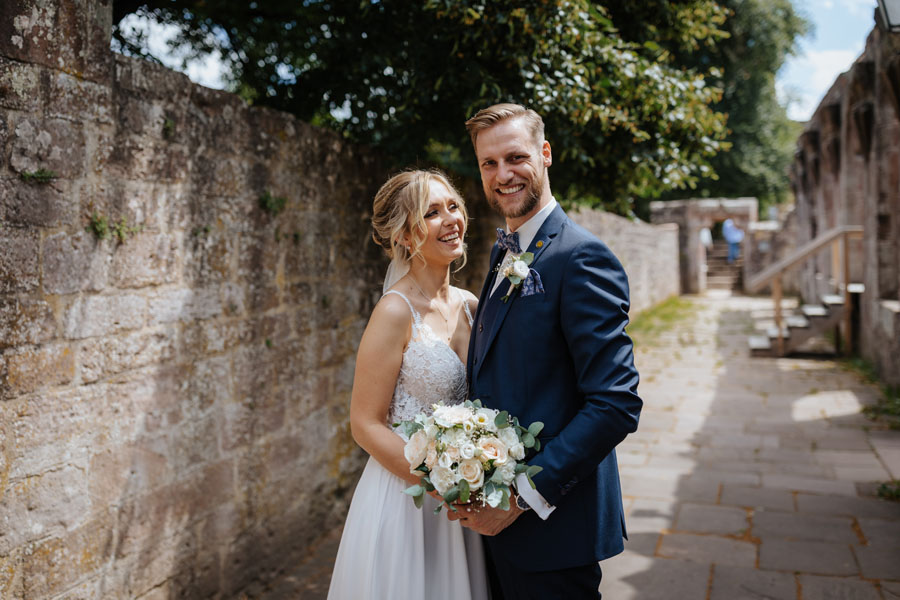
753, 510, 858, 543
674, 503, 749, 536
758, 539, 858, 575
798, 575, 882, 600
709, 565, 796, 600
658, 533, 757, 567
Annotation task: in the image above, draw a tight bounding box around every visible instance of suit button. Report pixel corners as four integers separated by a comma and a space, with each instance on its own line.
474, 357, 478, 364
478, 323, 483, 332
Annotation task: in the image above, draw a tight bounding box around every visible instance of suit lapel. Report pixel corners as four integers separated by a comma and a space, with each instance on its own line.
473, 205, 568, 381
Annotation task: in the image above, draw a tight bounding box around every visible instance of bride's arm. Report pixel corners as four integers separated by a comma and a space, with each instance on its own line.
349, 295, 421, 486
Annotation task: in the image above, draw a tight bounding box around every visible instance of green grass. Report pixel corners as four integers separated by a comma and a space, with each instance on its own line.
877, 480, 900, 502
840, 356, 900, 430
627, 296, 696, 347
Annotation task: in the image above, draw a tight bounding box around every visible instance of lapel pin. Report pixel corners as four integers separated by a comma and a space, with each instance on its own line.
536, 240, 544, 248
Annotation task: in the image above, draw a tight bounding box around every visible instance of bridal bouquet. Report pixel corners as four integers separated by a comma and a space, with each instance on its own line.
396, 400, 543, 513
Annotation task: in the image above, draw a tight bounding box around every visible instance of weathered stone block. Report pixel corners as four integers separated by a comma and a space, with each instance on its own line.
89, 437, 170, 507
145, 286, 222, 326
110, 232, 177, 288
169, 415, 219, 474
184, 229, 235, 285
45, 70, 113, 124
114, 54, 191, 102
107, 135, 191, 182
23, 517, 115, 598
0, 56, 41, 112
0, 298, 56, 349
0, 0, 112, 81
78, 327, 177, 383
63, 293, 147, 339
0, 176, 81, 228
9, 116, 85, 178
0, 465, 89, 554
0, 342, 74, 397
0, 228, 38, 293
43, 230, 110, 294
0, 548, 24, 598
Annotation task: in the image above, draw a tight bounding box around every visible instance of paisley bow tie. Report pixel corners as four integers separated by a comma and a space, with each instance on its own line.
496, 229, 522, 254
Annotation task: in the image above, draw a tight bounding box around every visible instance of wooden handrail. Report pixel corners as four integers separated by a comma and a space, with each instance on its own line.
746, 225, 864, 293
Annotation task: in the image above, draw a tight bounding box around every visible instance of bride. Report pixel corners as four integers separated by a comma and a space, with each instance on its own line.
327, 170, 489, 599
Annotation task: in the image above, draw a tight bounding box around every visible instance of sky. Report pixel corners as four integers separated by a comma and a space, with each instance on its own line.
777, 0, 879, 121
127, 1, 881, 124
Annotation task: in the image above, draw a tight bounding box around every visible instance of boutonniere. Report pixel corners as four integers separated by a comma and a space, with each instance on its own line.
497, 252, 544, 302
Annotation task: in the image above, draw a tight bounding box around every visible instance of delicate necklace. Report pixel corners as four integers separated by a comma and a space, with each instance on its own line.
409, 276, 453, 342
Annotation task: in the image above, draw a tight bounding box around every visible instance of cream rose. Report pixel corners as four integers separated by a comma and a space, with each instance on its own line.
458, 458, 484, 491
430, 466, 457, 496
445, 445, 461, 463
404, 430, 430, 470
478, 436, 508, 465
496, 460, 517, 485
498, 426, 518, 448
438, 451, 453, 469
424, 440, 438, 469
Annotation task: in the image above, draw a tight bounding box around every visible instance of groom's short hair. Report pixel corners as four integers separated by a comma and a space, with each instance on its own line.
465, 103, 545, 149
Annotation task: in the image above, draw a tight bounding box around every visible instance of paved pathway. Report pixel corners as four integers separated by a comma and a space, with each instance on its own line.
602, 293, 900, 599
267, 292, 900, 599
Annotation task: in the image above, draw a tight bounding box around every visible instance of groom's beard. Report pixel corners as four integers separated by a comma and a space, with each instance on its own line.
487, 167, 544, 220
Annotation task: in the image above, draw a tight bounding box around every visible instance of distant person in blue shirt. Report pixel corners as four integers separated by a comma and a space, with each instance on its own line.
723, 218, 744, 263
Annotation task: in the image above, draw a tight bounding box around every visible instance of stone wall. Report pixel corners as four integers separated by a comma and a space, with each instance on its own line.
570, 209, 680, 314
742, 207, 801, 295
789, 24, 900, 386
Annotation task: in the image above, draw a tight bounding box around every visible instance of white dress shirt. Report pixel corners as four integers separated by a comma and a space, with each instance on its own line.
488, 198, 558, 519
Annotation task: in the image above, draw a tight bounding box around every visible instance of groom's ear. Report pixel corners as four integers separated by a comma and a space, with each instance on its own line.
541, 141, 552, 167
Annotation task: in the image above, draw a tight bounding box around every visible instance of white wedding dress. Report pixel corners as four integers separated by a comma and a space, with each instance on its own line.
327, 289, 490, 600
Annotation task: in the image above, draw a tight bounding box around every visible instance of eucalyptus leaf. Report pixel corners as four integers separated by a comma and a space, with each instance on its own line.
403, 484, 425, 497
459, 479, 471, 503
414, 493, 425, 509
520, 252, 534, 264
522, 432, 535, 448
443, 486, 460, 504
527, 421, 544, 436
499, 488, 511, 511
494, 411, 509, 428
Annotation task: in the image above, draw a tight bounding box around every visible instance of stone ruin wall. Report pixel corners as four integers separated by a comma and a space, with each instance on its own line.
0, 1, 682, 597
570, 209, 680, 314
790, 26, 900, 385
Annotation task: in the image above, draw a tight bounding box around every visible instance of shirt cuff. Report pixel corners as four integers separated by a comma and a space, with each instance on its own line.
515, 473, 556, 520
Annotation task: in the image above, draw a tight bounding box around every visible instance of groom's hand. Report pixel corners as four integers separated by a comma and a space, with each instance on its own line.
452, 501, 524, 536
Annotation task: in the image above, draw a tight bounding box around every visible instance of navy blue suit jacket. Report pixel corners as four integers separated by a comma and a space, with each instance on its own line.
467, 204, 642, 572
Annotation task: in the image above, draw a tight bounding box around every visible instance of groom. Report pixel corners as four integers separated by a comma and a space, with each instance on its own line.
456, 104, 642, 598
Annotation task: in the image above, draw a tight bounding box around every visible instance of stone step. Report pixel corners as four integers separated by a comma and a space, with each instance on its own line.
766, 326, 789, 339
748, 335, 772, 351
847, 282, 865, 294
785, 315, 810, 328
822, 294, 845, 306
802, 304, 829, 318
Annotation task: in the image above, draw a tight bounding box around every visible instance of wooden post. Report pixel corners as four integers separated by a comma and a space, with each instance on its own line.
842, 232, 852, 355
773, 275, 784, 356
831, 239, 840, 290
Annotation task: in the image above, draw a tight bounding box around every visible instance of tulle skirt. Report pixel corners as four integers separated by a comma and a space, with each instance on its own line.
327, 456, 490, 600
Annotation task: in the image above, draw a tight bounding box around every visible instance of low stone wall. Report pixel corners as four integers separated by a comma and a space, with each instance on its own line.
571, 209, 680, 314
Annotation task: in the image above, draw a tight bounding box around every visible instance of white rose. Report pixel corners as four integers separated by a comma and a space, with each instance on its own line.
478, 436, 508, 465
473, 408, 498, 432
485, 488, 504, 508
498, 427, 518, 448
496, 461, 517, 485
404, 430, 429, 470
438, 451, 453, 469
512, 260, 530, 280
433, 404, 473, 427
509, 443, 525, 461
458, 458, 484, 491
460, 442, 476, 460
441, 428, 467, 448
430, 466, 457, 496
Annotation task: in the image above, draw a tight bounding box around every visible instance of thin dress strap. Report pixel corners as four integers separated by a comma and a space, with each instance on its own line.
456, 288, 474, 327
382, 290, 422, 328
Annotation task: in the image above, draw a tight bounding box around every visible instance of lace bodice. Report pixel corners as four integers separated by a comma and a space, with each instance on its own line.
384, 289, 473, 426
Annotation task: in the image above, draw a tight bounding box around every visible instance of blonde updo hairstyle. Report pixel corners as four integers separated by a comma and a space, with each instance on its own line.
371, 169, 468, 270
